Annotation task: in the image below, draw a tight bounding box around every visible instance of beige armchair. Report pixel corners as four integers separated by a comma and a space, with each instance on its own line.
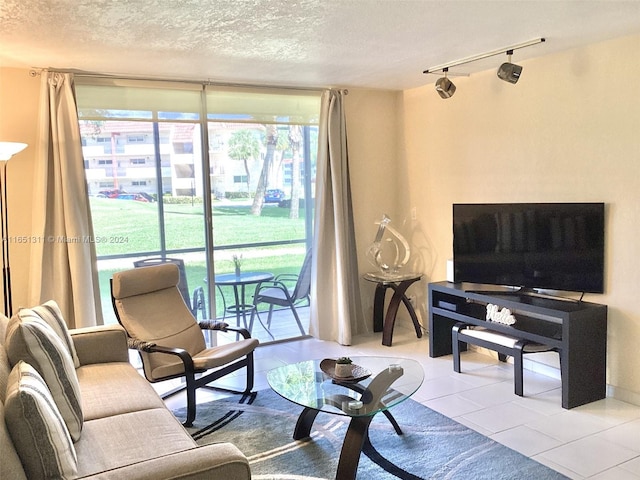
111, 263, 258, 426
133, 257, 206, 319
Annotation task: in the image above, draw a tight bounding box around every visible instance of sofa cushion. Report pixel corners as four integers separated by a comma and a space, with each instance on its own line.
5, 313, 83, 441
4, 361, 78, 480
76, 362, 165, 421
28, 300, 81, 368
0, 400, 28, 480
152, 339, 258, 379
75, 407, 196, 478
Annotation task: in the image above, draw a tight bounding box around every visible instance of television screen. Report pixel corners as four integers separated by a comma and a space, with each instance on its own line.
453, 203, 605, 293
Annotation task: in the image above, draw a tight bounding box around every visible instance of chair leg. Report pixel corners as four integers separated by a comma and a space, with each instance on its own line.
184, 374, 197, 427
250, 305, 275, 340
216, 284, 227, 321
267, 304, 275, 329
248, 307, 256, 334
290, 304, 306, 335
245, 352, 255, 393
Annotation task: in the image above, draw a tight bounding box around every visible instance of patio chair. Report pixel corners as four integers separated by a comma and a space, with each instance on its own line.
111, 263, 259, 427
133, 257, 206, 319
249, 249, 312, 337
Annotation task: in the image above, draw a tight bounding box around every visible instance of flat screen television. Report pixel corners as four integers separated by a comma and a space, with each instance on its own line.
453, 202, 605, 293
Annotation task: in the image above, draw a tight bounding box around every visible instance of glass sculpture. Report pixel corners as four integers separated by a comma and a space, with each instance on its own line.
366, 214, 410, 275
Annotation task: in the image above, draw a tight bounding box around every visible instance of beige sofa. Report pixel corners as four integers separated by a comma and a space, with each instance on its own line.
0, 312, 251, 480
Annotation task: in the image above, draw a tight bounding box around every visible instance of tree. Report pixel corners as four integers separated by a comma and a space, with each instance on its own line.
288, 125, 302, 219
251, 124, 279, 216
228, 129, 261, 193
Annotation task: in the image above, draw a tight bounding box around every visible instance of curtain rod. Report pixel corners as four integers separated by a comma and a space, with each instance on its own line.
29, 68, 327, 94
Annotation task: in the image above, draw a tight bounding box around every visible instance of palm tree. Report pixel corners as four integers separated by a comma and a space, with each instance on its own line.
228, 129, 261, 193
251, 124, 278, 216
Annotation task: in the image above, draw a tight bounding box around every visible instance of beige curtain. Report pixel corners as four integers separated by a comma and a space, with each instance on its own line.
28, 71, 103, 328
309, 89, 365, 345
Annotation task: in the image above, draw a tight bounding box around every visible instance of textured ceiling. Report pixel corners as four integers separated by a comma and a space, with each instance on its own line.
1, 0, 640, 90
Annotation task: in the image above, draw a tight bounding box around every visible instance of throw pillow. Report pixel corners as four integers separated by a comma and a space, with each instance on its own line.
5, 313, 83, 441
28, 300, 80, 368
5, 361, 78, 480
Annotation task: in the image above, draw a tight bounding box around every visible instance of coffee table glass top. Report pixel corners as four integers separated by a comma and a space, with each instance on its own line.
267, 356, 424, 418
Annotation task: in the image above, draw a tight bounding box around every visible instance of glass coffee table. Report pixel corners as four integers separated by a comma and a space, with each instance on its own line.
267, 356, 424, 480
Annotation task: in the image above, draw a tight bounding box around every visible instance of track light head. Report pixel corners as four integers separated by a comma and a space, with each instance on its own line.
497, 50, 522, 84
435, 68, 456, 99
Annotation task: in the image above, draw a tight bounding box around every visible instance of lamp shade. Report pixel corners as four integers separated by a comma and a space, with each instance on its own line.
435, 77, 456, 99
0, 142, 27, 161
497, 62, 523, 84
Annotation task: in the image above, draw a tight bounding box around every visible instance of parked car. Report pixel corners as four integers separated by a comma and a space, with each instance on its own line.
116, 193, 150, 202
97, 189, 126, 198
136, 192, 156, 202
264, 189, 285, 203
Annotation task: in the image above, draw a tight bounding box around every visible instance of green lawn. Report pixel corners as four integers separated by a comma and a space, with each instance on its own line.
90, 197, 307, 256
91, 197, 310, 322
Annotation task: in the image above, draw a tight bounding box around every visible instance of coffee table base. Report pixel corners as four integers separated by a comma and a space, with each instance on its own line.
293, 406, 402, 480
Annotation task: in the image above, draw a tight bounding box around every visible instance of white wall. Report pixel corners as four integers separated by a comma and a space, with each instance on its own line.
400, 33, 640, 404
343, 89, 433, 329
0, 68, 39, 311
3, 32, 640, 403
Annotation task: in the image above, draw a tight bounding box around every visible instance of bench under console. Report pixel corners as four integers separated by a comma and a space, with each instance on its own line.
429, 281, 608, 409
452, 322, 555, 396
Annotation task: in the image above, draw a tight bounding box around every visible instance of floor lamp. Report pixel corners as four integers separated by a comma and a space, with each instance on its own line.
0, 142, 28, 317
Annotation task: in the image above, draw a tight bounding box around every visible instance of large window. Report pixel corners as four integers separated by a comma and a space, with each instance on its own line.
76, 79, 320, 343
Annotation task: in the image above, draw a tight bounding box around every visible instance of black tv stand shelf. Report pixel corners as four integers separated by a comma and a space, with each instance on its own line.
428, 281, 608, 409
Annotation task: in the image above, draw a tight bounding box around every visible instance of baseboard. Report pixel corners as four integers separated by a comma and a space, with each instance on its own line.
470, 345, 640, 407
523, 350, 561, 380
607, 384, 640, 407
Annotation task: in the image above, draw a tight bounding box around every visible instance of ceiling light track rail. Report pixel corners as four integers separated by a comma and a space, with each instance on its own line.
423, 37, 545, 75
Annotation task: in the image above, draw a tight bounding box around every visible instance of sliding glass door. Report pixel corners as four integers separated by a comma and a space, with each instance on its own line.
76, 79, 319, 343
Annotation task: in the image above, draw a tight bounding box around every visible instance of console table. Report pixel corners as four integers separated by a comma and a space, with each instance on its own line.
428, 281, 607, 409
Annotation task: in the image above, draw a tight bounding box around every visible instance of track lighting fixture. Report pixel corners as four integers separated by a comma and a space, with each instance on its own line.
435, 68, 456, 99
497, 50, 522, 84
423, 37, 545, 96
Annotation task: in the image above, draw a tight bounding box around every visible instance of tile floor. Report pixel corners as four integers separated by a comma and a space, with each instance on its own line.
159, 321, 640, 479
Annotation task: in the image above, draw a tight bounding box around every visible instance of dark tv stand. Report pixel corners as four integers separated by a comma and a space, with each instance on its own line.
428, 281, 608, 409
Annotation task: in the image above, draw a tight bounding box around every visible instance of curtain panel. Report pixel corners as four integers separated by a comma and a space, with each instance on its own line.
28, 72, 103, 328
310, 89, 365, 345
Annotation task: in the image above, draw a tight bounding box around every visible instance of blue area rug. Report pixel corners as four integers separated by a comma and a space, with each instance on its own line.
173, 389, 568, 480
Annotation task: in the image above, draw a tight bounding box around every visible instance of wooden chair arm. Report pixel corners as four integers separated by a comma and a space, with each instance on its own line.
223, 325, 252, 339
199, 320, 229, 331
127, 338, 157, 351
199, 319, 252, 339
127, 339, 196, 374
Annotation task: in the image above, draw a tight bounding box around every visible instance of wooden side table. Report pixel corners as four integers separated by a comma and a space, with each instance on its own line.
363, 272, 423, 346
